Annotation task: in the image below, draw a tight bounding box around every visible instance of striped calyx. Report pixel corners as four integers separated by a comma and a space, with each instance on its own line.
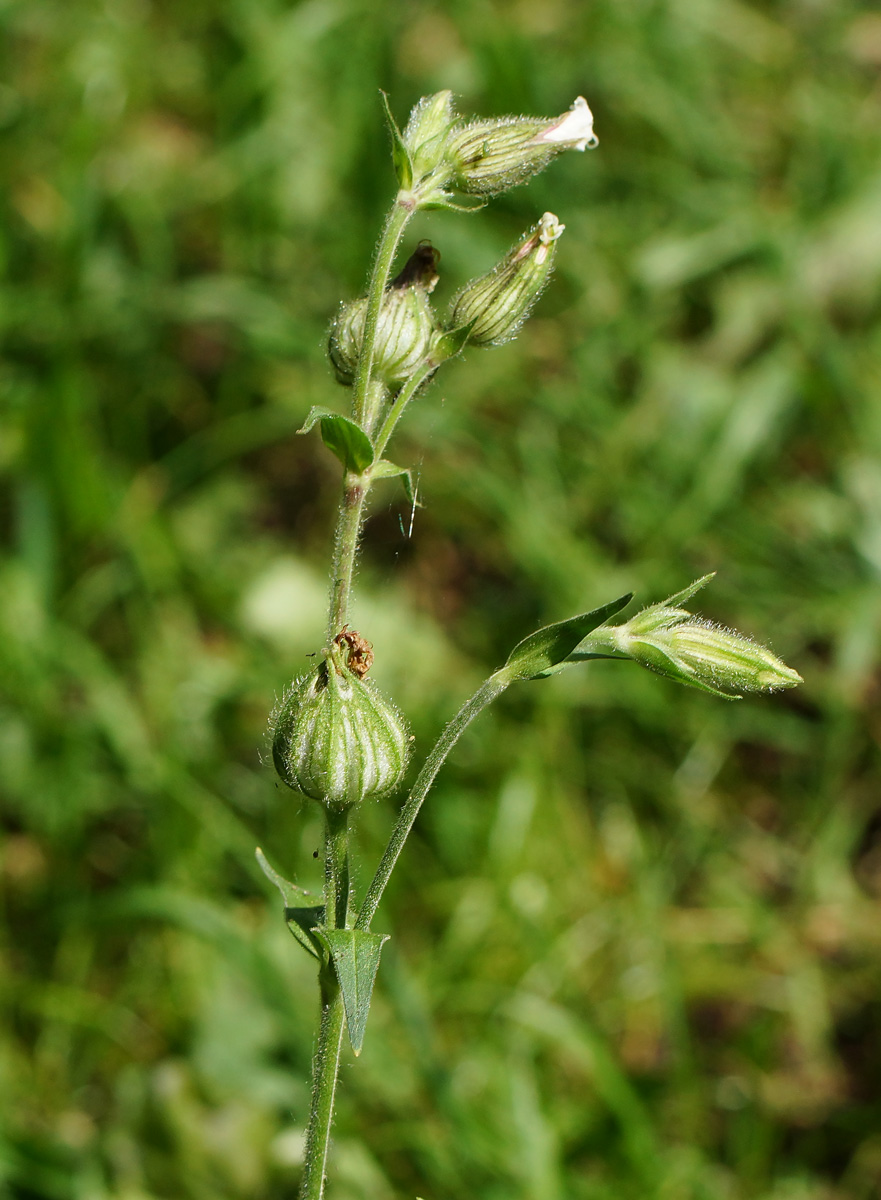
271, 636, 410, 812
447, 96, 597, 197
447, 212, 564, 348
328, 244, 440, 388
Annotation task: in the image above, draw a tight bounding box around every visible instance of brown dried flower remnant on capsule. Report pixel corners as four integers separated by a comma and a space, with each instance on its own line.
389, 240, 441, 292
335, 626, 374, 679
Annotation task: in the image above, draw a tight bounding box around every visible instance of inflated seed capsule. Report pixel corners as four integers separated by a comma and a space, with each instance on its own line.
270, 634, 410, 812
328, 244, 440, 387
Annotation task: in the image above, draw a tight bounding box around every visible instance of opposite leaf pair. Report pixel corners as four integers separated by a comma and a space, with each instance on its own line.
256, 848, 385, 1057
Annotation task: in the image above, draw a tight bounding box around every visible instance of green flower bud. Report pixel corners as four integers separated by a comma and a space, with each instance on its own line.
448, 96, 597, 197
583, 578, 802, 698
271, 635, 410, 811
447, 213, 564, 347
403, 90, 456, 180
328, 244, 440, 387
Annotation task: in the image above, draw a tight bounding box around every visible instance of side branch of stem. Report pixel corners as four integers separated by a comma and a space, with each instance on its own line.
373, 363, 437, 461
356, 673, 509, 931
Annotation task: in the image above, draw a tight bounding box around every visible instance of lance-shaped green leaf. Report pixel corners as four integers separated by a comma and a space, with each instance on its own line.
567, 576, 716, 660
497, 593, 633, 682
313, 928, 390, 1055
298, 406, 375, 473
370, 458, 420, 505
255, 847, 325, 959
431, 319, 477, 364
380, 90, 413, 190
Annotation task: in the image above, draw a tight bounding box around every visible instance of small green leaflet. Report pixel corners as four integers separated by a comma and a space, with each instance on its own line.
433, 319, 477, 362
284, 906, 328, 960
255, 848, 325, 960
370, 458, 418, 504
379, 91, 413, 190
313, 928, 390, 1056
499, 593, 634, 682
298, 406, 374, 474
656, 573, 715, 610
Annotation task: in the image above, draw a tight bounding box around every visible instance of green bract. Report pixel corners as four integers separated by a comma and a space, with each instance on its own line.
271, 645, 410, 812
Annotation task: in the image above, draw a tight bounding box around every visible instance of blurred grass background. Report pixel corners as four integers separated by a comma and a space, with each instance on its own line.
2, 0, 881, 1197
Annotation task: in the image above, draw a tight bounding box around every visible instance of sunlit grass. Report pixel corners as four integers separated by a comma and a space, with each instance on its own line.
2, 1, 880, 1197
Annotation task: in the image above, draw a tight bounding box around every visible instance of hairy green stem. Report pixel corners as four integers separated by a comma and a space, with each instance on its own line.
304, 183, 438, 1198
326, 195, 415, 640
324, 807, 351, 931
299, 809, 350, 1200
356, 673, 509, 931
353, 196, 414, 433
373, 361, 437, 461
298, 988, 345, 1200
305, 188, 416, 1200
327, 471, 370, 641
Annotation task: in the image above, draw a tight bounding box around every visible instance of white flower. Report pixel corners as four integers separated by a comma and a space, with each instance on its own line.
533, 96, 598, 152
537, 212, 565, 247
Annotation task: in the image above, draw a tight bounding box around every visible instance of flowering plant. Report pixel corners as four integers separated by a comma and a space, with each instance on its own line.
259, 91, 800, 1199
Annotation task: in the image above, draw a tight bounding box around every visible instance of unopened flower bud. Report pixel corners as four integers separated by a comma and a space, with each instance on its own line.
447, 213, 564, 347
271, 634, 410, 811
583, 580, 802, 698
403, 90, 456, 179
448, 96, 597, 196
328, 244, 440, 387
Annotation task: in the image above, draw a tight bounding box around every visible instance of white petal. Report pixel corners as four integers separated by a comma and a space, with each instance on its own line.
538, 212, 565, 245
535, 96, 597, 152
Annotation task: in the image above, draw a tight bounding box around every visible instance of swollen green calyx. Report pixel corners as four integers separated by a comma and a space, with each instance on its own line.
328, 244, 441, 388
271, 634, 410, 811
